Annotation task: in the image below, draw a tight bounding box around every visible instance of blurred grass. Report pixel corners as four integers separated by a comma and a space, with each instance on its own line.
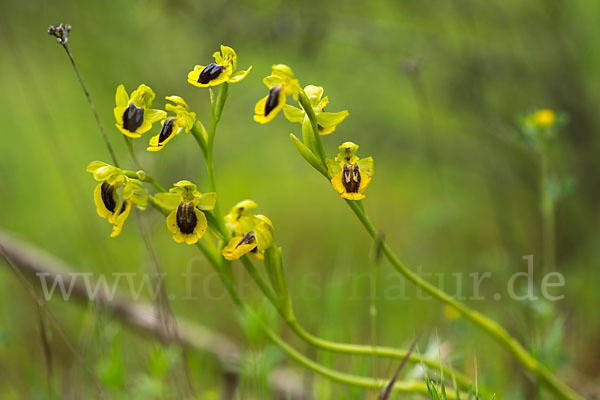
1, 0, 600, 398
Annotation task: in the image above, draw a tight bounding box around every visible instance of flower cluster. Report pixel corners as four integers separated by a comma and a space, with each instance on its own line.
89, 46, 368, 264
253, 64, 373, 200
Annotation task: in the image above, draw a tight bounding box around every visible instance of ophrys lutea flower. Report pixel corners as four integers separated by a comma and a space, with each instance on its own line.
87, 162, 148, 237
147, 96, 196, 151
154, 181, 216, 244
114, 84, 167, 138
187, 45, 252, 88
222, 200, 273, 260
254, 64, 300, 124
283, 85, 349, 135
327, 142, 374, 201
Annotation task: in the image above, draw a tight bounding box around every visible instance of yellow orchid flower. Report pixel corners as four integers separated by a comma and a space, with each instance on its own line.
223, 199, 259, 234
222, 201, 273, 260
283, 85, 349, 135
114, 84, 167, 138
153, 180, 216, 245
187, 45, 252, 88
254, 64, 301, 124
327, 142, 374, 201
87, 162, 148, 237
147, 96, 197, 151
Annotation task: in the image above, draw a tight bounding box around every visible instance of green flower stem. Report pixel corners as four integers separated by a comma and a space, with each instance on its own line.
207, 211, 472, 389
123, 136, 144, 171
194, 241, 449, 398
203, 83, 230, 239
297, 109, 577, 398
298, 90, 327, 166
344, 199, 581, 400
123, 170, 166, 193
539, 151, 555, 273
145, 194, 466, 394
238, 255, 472, 390
370, 237, 382, 381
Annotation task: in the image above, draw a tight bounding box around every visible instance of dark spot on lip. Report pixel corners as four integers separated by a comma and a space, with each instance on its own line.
235, 231, 256, 249
176, 202, 197, 234
158, 118, 176, 144
122, 103, 144, 132
198, 63, 225, 84
101, 182, 117, 213
264, 86, 283, 116
118, 200, 129, 215
342, 164, 361, 193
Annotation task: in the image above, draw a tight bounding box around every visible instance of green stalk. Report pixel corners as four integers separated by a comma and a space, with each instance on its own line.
146, 192, 470, 391
194, 241, 453, 398
295, 110, 578, 399
343, 199, 581, 400
539, 151, 555, 273
370, 235, 382, 382
239, 255, 472, 390
185, 82, 471, 395
298, 89, 327, 166
123, 170, 166, 193
202, 83, 230, 238
123, 136, 144, 171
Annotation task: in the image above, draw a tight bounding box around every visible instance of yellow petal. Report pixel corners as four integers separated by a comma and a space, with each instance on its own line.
94, 183, 119, 221
115, 84, 129, 107
110, 200, 132, 237
166, 208, 179, 234
330, 170, 346, 195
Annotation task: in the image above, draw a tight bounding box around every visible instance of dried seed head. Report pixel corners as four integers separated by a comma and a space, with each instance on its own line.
47, 23, 71, 45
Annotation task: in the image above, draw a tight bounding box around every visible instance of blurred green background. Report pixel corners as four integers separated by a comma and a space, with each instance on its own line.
1, 0, 599, 398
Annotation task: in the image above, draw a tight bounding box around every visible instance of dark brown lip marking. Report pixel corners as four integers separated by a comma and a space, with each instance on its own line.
342, 164, 361, 193
176, 202, 197, 234
101, 182, 117, 213
122, 103, 144, 132
118, 200, 129, 215
264, 86, 283, 116
158, 118, 176, 144
198, 63, 225, 84
235, 231, 256, 249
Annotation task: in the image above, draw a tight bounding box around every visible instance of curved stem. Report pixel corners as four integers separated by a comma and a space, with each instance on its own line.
239, 256, 472, 390
195, 242, 453, 398
344, 200, 581, 400
288, 107, 580, 399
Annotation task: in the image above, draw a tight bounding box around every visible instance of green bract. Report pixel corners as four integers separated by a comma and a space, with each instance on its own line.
283, 85, 349, 135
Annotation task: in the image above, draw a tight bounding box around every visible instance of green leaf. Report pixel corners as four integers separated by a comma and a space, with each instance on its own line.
289, 133, 327, 177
